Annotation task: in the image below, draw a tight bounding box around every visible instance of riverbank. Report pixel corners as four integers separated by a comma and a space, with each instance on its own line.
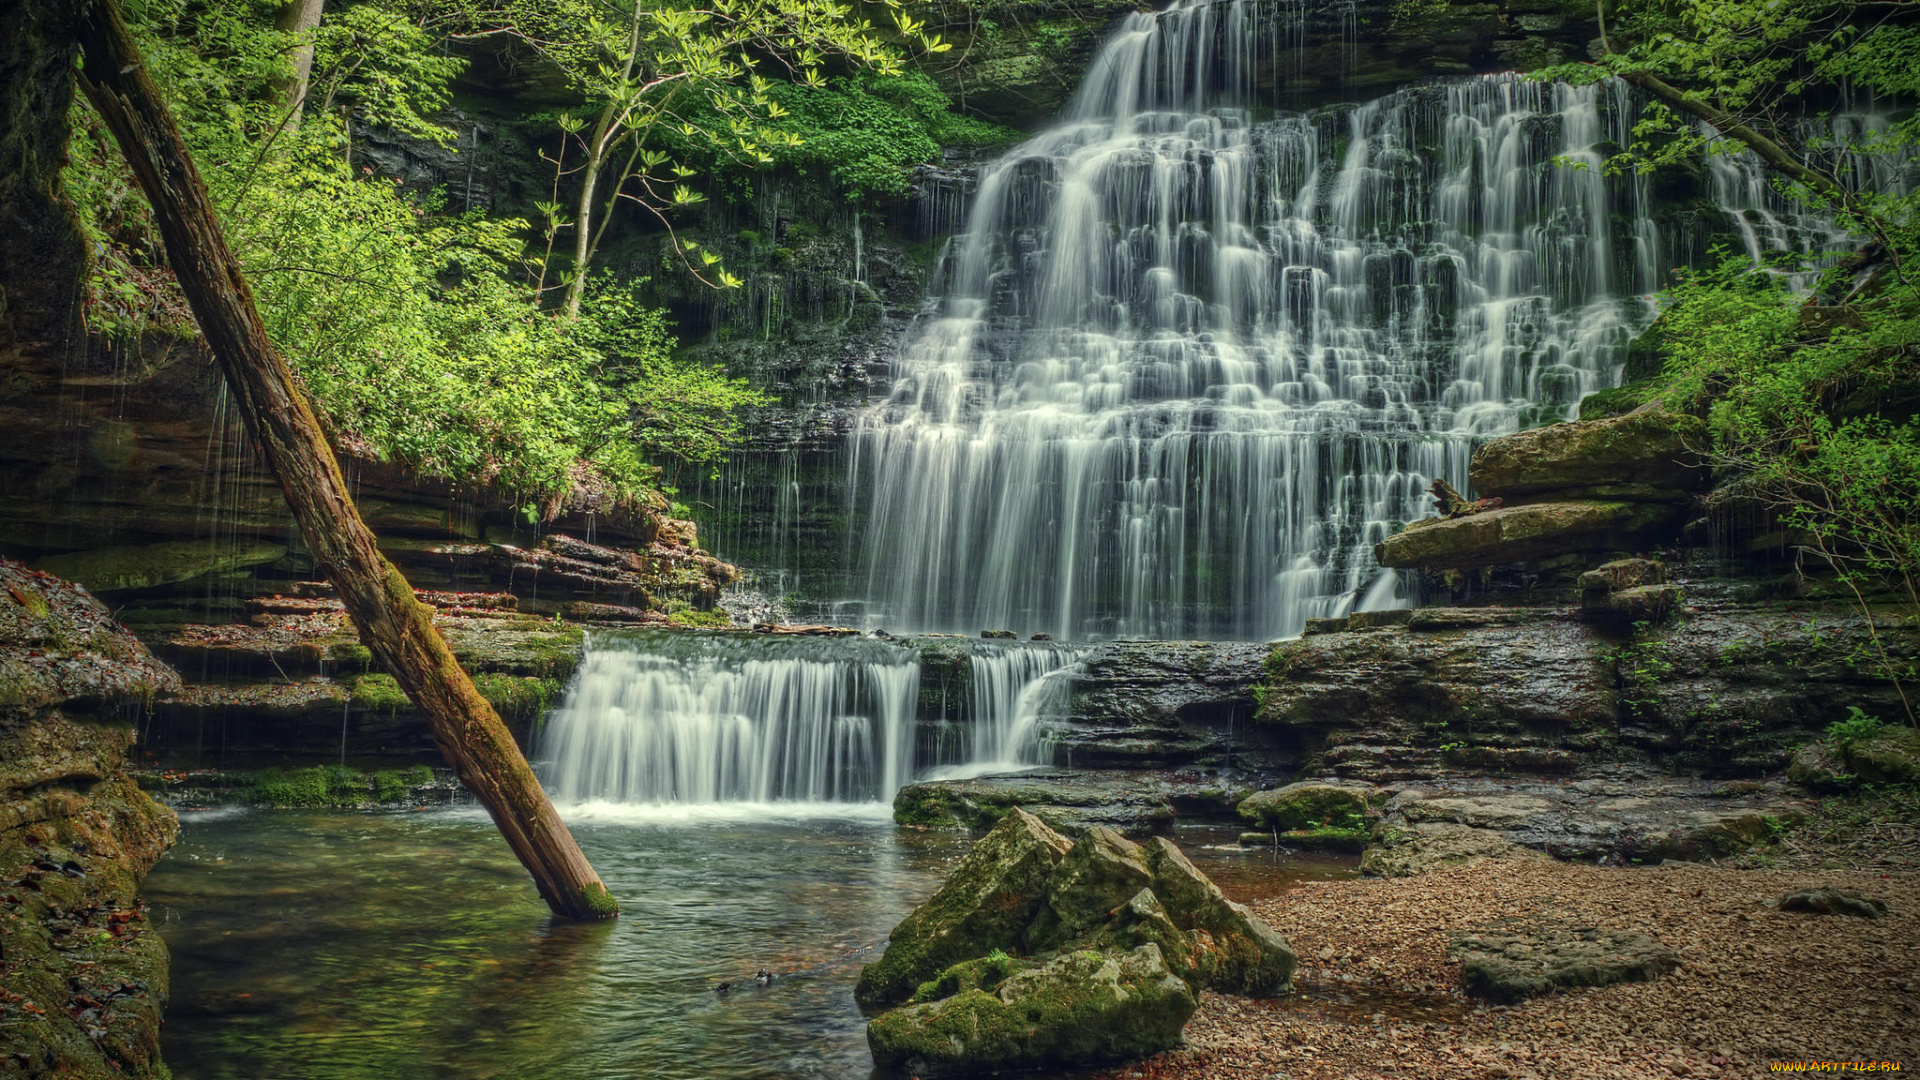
1094, 853, 1919, 1080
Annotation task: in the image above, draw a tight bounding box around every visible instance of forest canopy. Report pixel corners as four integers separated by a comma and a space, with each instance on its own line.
65, 0, 991, 512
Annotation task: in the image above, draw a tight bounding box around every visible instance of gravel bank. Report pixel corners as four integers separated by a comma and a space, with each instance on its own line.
1090, 861, 1919, 1080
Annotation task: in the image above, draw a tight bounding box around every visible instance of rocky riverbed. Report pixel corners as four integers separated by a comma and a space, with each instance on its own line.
1088, 858, 1919, 1080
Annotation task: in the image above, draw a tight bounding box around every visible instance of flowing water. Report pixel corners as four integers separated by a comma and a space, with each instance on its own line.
146, 810, 1353, 1080
538, 632, 1080, 806
847, 0, 1658, 641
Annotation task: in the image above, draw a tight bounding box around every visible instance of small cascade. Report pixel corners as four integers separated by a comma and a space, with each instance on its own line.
847, 0, 1657, 641
925, 641, 1082, 778
541, 633, 919, 805
540, 633, 1082, 806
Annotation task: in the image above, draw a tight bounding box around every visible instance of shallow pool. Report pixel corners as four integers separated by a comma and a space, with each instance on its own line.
145, 808, 1349, 1079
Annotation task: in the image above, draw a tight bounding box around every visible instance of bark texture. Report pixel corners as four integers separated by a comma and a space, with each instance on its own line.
72, 0, 616, 921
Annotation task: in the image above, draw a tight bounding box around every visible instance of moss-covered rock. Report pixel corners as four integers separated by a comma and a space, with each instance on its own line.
1448, 923, 1680, 1004
1468, 408, 1710, 504
34, 539, 285, 595
866, 944, 1196, 1078
1139, 836, 1297, 996
1237, 782, 1370, 833
1026, 826, 1152, 950
856, 808, 1073, 1006
1374, 499, 1684, 572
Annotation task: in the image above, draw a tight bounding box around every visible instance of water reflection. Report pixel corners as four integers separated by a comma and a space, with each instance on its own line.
147, 812, 1351, 1079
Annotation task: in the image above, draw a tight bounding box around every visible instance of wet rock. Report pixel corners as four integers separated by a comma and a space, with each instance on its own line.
1237, 782, 1371, 833
1057, 641, 1275, 769
856, 809, 1072, 1006
1468, 408, 1710, 504
1582, 583, 1681, 623
866, 944, 1195, 1078
1448, 922, 1681, 1003
1360, 822, 1536, 877
1375, 500, 1684, 572
892, 771, 1179, 836
1777, 887, 1889, 919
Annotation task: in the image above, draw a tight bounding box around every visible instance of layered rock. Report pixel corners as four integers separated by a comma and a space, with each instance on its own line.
0, 560, 180, 1079
1376, 408, 1709, 575
861, 811, 1296, 1076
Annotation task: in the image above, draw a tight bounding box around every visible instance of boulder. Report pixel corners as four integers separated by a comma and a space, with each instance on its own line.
1374, 500, 1683, 572
1468, 408, 1710, 504
1777, 886, 1889, 919
856, 808, 1072, 1006
866, 944, 1196, 1078
1581, 583, 1681, 623
1140, 837, 1297, 996
1577, 558, 1666, 592
1028, 827, 1152, 950
1448, 923, 1681, 1003
1237, 782, 1370, 833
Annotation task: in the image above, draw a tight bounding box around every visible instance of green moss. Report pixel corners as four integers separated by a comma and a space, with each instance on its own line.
351, 673, 412, 713
402, 764, 436, 786
328, 642, 374, 671
579, 882, 620, 919
371, 769, 409, 804
663, 600, 732, 629
472, 673, 563, 724
910, 949, 1020, 1004
249, 765, 372, 808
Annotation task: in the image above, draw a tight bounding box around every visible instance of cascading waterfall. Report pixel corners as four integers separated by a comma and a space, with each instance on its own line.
923, 641, 1083, 778
541, 633, 919, 804
540, 633, 1080, 805
848, 0, 1657, 641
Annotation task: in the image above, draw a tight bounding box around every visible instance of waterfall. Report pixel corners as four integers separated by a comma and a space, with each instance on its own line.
540, 633, 1080, 806
847, 0, 1656, 641
541, 633, 919, 805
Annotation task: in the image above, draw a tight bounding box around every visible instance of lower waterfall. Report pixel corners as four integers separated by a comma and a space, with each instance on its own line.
538, 632, 1078, 806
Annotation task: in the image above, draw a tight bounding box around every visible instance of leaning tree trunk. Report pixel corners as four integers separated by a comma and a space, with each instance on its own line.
74, 0, 616, 921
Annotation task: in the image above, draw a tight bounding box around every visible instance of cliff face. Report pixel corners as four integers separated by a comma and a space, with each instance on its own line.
0, 559, 181, 1079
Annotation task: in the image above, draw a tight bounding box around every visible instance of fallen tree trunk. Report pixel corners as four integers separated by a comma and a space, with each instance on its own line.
74, 0, 616, 921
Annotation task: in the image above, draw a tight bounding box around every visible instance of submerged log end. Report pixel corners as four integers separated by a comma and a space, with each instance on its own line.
574, 881, 620, 921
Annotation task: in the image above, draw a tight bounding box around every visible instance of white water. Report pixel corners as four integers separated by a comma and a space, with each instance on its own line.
540, 633, 1079, 806
848, 0, 1656, 641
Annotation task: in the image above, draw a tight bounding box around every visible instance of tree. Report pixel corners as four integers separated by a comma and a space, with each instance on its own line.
272, 0, 325, 120
73, 0, 620, 920
451, 0, 950, 315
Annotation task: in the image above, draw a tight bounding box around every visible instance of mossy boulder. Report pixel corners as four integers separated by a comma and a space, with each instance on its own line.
1237, 782, 1370, 833
866, 944, 1196, 1078
1026, 826, 1153, 950
1468, 407, 1710, 504
856, 808, 1073, 1006
1139, 836, 1297, 996
1374, 500, 1683, 572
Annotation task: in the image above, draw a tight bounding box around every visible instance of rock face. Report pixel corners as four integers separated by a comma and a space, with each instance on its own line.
1254, 601, 1913, 781
892, 771, 1181, 836
1448, 922, 1681, 1003
861, 812, 1296, 1076
0, 560, 180, 1080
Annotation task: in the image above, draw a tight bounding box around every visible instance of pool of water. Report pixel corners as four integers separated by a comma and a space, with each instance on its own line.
145, 809, 1352, 1080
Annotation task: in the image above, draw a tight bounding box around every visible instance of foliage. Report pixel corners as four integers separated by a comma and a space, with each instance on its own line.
1828, 706, 1885, 750
760, 72, 1018, 196
454, 0, 952, 311
66, 0, 767, 507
